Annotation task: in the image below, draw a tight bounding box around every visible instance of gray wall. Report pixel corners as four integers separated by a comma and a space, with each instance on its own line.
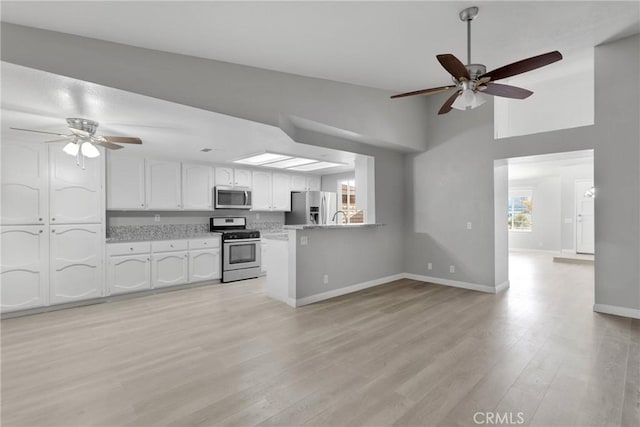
405, 34, 640, 311
321, 171, 354, 193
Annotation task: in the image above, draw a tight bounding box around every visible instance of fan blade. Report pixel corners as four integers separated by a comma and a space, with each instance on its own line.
68, 128, 91, 137
10, 127, 67, 137
436, 54, 470, 81
95, 141, 124, 150
44, 138, 73, 143
102, 136, 142, 144
480, 51, 562, 81
438, 91, 461, 115
480, 83, 533, 99
390, 85, 456, 99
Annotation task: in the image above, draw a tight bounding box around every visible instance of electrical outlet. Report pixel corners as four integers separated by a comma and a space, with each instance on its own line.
449, 265, 455, 273
300, 236, 308, 246
427, 262, 433, 270
154, 214, 160, 222
323, 274, 329, 284
466, 222, 472, 230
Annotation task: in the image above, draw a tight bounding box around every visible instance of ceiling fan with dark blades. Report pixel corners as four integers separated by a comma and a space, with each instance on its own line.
391, 6, 563, 114
11, 118, 142, 168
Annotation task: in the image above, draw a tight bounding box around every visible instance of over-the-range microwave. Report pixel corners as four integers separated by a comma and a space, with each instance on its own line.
215, 186, 252, 209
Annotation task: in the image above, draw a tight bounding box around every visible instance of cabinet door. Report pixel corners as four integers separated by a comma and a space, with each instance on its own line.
234, 168, 252, 187
290, 174, 307, 192
107, 254, 151, 295
1, 142, 48, 225
107, 153, 145, 210
251, 171, 272, 211
307, 175, 321, 191
50, 224, 103, 304
261, 241, 268, 274
49, 144, 103, 224
272, 173, 292, 211
0, 226, 49, 312
146, 160, 181, 210
182, 164, 214, 210
188, 249, 221, 282
151, 251, 189, 288
215, 167, 234, 186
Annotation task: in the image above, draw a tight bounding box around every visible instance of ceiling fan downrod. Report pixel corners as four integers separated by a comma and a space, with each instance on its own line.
459, 6, 478, 66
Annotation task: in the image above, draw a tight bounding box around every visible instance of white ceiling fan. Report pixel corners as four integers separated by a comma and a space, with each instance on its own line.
11, 118, 142, 168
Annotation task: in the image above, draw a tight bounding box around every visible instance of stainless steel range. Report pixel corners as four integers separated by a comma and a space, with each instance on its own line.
210, 217, 261, 283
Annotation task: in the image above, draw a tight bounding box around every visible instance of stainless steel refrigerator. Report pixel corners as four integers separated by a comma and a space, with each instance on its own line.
285, 191, 338, 225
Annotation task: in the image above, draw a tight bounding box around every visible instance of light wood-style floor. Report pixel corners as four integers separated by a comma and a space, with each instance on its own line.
1, 252, 638, 426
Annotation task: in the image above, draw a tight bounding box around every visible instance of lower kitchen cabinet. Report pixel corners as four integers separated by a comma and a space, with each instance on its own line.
261, 240, 268, 274
107, 254, 151, 295
0, 225, 49, 312
151, 251, 189, 288
50, 224, 103, 305
188, 249, 221, 282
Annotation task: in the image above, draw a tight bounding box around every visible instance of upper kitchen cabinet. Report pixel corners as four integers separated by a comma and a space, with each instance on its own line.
107, 153, 145, 210
234, 168, 252, 187
307, 175, 321, 191
1, 142, 48, 225
49, 143, 103, 224
272, 173, 292, 211
251, 171, 273, 211
215, 167, 252, 188
146, 160, 182, 210
215, 167, 234, 186
182, 164, 214, 210
290, 174, 307, 192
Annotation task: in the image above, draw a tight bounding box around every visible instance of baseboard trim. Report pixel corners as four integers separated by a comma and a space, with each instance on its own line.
495, 280, 510, 293
509, 248, 561, 255
295, 273, 405, 307
404, 273, 501, 294
593, 304, 640, 319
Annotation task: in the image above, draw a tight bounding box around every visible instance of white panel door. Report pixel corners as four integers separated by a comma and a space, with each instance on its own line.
188, 249, 221, 282
215, 167, 234, 186
107, 154, 145, 210
107, 254, 151, 295
234, 168, 252, 187
576, 180, 595, 254
251, 171, 272, 211
50, 224, 103, 304
0, 226, 49, 312
146, 160, 182, 210
151, 251, 189, 288
290, 174, 307, 192
1, 142, 48, 225
182, 164, 214, 210
307, 175, 321, 191
272, 173, 292, 211
49, 144, 103, 224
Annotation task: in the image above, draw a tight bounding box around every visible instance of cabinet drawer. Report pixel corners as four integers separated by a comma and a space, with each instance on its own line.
151, 240, 188, 253
189, 237, 220, 250
107, 241, 151, 256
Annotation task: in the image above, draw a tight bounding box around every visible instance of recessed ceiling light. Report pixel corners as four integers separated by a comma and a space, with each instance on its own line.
264, 157, 317, 169
289, 161, 342, 171
234, 152, 292, 165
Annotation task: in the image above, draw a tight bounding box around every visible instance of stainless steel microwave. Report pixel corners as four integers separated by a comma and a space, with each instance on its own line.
215, 186, 252, 209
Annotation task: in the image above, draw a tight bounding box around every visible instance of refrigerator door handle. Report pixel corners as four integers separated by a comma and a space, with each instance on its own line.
321, 194, 326, 225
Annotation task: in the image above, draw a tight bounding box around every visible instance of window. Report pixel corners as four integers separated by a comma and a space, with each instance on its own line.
508, 190, 533, 231
339, 179, 364, 224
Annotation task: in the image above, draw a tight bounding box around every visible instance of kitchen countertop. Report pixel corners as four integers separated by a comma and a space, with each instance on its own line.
262, 232, 289, 241
283, 223, 385, 230
106, 232, 222, 244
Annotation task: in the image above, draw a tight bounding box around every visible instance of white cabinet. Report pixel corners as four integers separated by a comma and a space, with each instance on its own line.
261, 240, 268, 274
188, 249, 221, 282
50, 224, 103, 304
107, 154, 145, 210
146, 160, 182, 210
234, 168, 252, 187
0, 226, 49, 312
217, 167, 252, 187
252, 171, 273, 211
151, 251, 189, 288
272, 173, 292, 211
182, 163, 214, 210
290, 174, 307, 192
307, 175, 321, 191
49, 144, 103, 224
107, 254, 151, 295
1, 142, 48, 225
215, 167, 234, 186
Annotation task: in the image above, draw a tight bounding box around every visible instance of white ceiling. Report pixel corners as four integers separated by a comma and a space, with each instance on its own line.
508, 149, 594, 181
2, 1, 638, 92
0, 62, 359, 173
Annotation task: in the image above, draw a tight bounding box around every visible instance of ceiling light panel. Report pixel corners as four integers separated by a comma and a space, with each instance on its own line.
288, 161, 342, 171
234, 152, 291, 165
263, 157, 317, 169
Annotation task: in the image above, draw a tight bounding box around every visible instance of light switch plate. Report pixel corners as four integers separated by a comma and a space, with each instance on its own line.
466, 222, 472, 230
449, 265, 455, 273
300, 236, 308, 245
154, 214, 160, 222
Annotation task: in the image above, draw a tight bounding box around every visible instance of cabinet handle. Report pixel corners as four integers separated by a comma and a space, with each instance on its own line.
141, 203, 144, 207
39, 218, 42, 221
170, 244, 174, 248
39, 229, 43, 234
51, 218, 56, 221
147, 258, 150, 262
130, 247, 134, 251
52, 229, 55, 233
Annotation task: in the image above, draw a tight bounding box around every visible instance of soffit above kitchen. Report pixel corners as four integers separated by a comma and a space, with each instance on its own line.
0, 62, 358, 173
1, 1, 638, 93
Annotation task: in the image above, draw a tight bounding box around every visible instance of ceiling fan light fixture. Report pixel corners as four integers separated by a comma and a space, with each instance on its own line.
63, 141, 79, 156
81, 141, 100, 158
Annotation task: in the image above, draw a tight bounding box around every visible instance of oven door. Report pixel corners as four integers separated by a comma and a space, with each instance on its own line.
223, 239, 261, 271
215, 187, 252, 209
